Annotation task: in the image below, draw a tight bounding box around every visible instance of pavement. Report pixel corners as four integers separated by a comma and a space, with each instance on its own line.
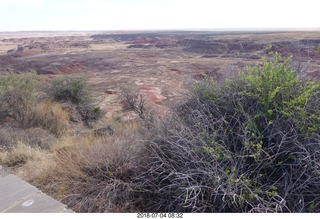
0, 166, 74, 213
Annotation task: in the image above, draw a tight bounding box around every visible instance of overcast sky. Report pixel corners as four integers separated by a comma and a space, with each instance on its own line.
0, 0, 319, 31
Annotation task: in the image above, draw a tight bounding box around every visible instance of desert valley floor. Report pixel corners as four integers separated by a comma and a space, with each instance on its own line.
1, 30, 320, 117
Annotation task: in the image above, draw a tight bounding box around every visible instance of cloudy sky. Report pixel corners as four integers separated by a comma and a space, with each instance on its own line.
0, 0, 319, 31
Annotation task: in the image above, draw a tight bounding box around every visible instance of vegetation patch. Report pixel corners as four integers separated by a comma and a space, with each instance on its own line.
45, 76, 104, 125
3, 54, 320, 213
133, 54, 320, 212
0, 72, 41, 128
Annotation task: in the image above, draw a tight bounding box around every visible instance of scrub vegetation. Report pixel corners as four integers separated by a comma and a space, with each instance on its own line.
2, 54, 320, 212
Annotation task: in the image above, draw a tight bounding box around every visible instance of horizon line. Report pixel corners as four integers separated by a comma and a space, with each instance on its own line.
1, 27, 320, 33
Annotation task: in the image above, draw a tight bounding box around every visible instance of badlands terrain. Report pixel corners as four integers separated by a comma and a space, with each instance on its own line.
2, 30, 320, 212
1, 30, 320, 117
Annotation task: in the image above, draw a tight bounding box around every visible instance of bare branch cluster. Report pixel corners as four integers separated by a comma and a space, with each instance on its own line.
120, 87, 146, 120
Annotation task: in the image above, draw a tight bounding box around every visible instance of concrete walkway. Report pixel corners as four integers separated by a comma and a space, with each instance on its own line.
0, 167, 73, 213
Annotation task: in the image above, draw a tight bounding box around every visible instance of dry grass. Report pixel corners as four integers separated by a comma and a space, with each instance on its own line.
0, 126, 57, 150
16, 155, 55, 182
1, 119, 144, 212
31, 101, 69, 136
47, 127, 143, 212
0, 126, 23, 150
1, 142, 45, 167
0, 151, 6, 163
0, 140, 60, 199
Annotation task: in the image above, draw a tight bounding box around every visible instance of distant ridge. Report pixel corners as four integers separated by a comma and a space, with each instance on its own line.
1, 27, 319, 34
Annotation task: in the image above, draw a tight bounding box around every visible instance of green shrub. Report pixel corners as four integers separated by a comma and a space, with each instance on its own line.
134, 53, 320, 212
45, 76, 92, 105
239, 54, 320, 136
0, 72, 71, 135
45, 76, 104, 124
0, 72, 41, 128
76, 105, 104, 125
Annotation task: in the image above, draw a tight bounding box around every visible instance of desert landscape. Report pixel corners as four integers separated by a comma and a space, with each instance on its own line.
1, 30, 320, 212
1, 30, 320, 116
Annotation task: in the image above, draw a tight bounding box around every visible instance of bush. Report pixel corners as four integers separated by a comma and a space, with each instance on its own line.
120, 87, 146, 120
76, 104, 104, 125
0, 72, 41, 128
134, 54, 320, 212
46, 76, 104, 124
45, 76, 93, 105
0, 72, 69, 135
